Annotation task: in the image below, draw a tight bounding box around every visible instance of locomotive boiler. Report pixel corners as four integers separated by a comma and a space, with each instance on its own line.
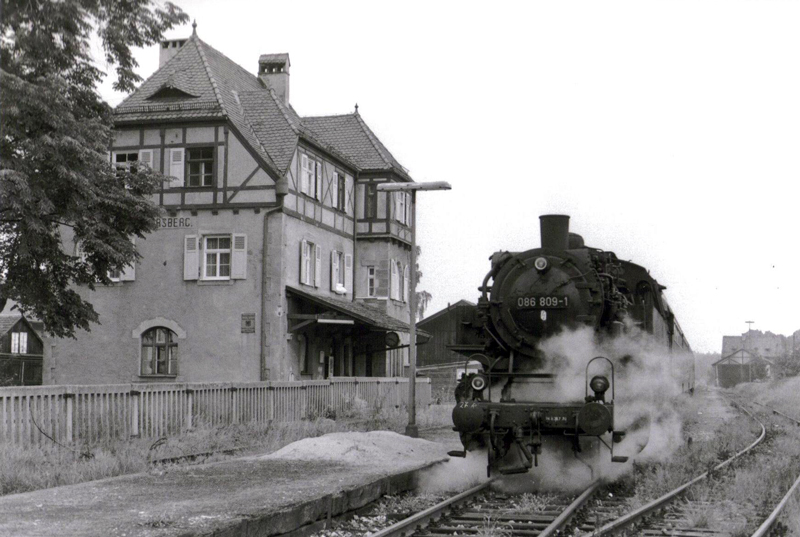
450, 215, 694, 475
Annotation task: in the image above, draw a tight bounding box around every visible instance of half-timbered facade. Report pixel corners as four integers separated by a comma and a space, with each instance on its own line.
46, 30, 420, 385
0, 315, 44, 386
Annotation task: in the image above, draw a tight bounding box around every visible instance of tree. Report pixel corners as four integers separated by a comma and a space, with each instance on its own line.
413, 245, 432, 320
0, 0, 188, 338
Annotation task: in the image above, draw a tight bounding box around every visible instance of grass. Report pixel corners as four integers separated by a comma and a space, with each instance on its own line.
627, 382, 800, 535
509, 492, 557, 513
0, 402, 455, 497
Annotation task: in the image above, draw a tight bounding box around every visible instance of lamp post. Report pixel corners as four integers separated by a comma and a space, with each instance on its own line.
377, 181, 451, 437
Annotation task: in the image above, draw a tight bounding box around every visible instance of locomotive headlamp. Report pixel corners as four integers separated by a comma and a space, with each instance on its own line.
534, 257, 549, 272
470, 373, 488, 392
590, 375, 610, 396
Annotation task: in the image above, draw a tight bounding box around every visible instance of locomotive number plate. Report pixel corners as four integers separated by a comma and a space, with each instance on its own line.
516, 296, 569, 309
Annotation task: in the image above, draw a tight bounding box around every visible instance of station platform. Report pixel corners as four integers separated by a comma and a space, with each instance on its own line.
0, 431, 451, 537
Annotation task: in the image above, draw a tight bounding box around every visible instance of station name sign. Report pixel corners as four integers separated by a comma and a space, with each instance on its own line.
156, 216, 192, 230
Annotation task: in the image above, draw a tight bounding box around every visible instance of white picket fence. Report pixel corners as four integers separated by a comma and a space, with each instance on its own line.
0, 378, 431, 447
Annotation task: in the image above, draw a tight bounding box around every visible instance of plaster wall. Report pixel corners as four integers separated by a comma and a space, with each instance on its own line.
48, 209, 265, 385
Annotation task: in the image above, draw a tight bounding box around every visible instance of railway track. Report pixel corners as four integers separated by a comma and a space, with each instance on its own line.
369, 479, 605, 537
367, 394, 800, 537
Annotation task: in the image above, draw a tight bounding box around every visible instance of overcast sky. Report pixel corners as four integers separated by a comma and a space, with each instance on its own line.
97, 0, 800, 353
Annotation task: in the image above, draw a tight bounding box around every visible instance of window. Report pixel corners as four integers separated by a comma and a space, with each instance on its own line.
331, 250, 345, 293
300, 240, 321, 287
187, 147, 214, 187
333, 171, 345, 210
299, 334, 310, 375
365, 183, 377, 218
367, 266, 376, 297
10, 332, 28, 354
114, 152, 139, 174
141, 327, 178, 376
113, 150, 153, 176
300, 154, 322, 199
203, 236, 231, 280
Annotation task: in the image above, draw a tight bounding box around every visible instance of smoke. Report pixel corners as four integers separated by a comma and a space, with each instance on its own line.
417, 450, 490, 493
492, 324, 689, 489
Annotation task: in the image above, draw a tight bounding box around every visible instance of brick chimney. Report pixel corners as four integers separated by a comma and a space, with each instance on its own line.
159, 38, 188, 67
258, 53, 290, 105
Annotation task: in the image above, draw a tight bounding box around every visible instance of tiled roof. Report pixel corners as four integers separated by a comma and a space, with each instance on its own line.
0, 315, 22, 336
114, 35, 412, 180
286, 287, 428, 338
302, 113, 411, 180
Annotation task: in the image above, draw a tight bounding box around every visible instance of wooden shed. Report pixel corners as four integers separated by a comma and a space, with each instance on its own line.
713, 349, 773, 388
0, 314, 44, 386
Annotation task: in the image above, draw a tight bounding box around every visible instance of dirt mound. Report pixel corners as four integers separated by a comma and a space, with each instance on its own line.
262, 431, 447, 467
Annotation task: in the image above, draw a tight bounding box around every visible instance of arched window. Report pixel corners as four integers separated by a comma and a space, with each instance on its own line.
141, 327, 178, 376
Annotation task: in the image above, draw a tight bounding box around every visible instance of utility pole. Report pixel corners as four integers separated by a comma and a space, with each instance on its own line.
376, 181, 451, 438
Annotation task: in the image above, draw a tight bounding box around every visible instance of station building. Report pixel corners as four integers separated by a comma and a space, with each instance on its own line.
46, 30, 421, 385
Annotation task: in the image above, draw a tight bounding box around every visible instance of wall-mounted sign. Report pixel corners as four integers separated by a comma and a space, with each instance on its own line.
241, 313, 256, 333
156, 216, 192, 229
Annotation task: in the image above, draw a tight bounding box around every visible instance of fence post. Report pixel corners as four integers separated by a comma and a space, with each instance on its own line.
268, 384, 275, 421
395, 379, 401, 409
64, 392, 74, 443
184, 388, 194, 431
130, 390, 141, 438
301, 384, 308, 420
230, 387, 238, 425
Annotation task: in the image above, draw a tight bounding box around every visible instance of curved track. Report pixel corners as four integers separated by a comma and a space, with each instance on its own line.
579, 396, 766, 536
746, 400, 800, 537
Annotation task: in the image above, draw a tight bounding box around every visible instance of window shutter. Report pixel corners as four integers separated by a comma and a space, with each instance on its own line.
330, 250, 339, 291
183, 235, 199, 280
406, 193, 412, 226
345, 176, 354, 216
300, 240, 309, 284
231, 234, 247, 279
120, 237, 136, 281
315, 161, 323, 202
138, 150, 154, 170
391, 259, 399, 300
314, 244, 322, 287
404, 264, 410, 303
300, 154, 309, 194
344, 254, 353, 293
398, 192, 405, 224
170, 148, 185, 187
331, 173, 339, 209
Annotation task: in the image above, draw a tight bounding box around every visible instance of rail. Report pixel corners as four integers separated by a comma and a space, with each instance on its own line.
369, 479, 494, 537
749, 400, 800, 536
0, 378, 431, 447
370, 479, 601, 537
584, 396, 766, 535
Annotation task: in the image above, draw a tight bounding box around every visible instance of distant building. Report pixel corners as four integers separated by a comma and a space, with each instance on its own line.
721, 330, 798, 359
416, 301, 482, 400
713, 350, 773, 388
0, 314, 44, 386
716, 328, 800, 386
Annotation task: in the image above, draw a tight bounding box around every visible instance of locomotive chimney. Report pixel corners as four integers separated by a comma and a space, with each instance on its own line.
539, 214, 570, 250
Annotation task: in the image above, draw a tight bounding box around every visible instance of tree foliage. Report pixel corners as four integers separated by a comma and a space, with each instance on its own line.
413, 245, 432, 320
0, 0, 188, 337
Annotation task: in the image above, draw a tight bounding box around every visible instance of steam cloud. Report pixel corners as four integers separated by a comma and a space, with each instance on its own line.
462, 325, 690, 492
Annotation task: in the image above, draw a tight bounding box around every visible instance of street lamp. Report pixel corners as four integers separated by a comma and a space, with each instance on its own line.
377, 180, 451, 437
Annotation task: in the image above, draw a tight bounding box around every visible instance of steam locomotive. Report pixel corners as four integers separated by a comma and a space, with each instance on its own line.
450, 215, 694, 475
